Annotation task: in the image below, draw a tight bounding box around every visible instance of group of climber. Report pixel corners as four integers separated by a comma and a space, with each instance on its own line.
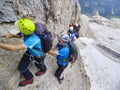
0, 18, 80, 86
68, 23, 81, 42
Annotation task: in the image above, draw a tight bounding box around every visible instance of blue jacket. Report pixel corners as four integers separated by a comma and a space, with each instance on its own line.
23, 34, 44, 57
56, 43, 69, 66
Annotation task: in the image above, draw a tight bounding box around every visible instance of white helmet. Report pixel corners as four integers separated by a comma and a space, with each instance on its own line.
75, 24, 78, 27
69, 26, 74, 31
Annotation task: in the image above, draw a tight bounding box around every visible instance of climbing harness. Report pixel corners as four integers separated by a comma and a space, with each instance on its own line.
25, 52, 45, 64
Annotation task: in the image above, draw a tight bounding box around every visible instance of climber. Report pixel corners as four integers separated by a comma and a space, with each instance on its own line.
69, 23, 80, 38
68, 26, 76, 42
73, 23, 81, 38
0, 18, 47, 86
48, 34, 70, 84
74, 23, 81, 33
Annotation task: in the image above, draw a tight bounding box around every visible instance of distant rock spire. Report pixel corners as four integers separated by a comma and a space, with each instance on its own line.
92, 8, 99, 16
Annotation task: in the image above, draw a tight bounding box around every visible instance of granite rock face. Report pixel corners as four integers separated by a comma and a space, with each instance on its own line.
0, 0, 81, 33
0, 0, 90, 90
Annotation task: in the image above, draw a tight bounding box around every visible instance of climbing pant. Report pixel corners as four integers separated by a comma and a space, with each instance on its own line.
18, 51, 47, 79
55, 64, 67, 78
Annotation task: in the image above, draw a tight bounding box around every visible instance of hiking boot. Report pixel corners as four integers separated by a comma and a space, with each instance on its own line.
35, 71, 46, 76
57, 77, 64, 84
18, 77, 33, 86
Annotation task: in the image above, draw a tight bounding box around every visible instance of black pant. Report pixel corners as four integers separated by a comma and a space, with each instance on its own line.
55, 64, 67, 78
18, 51, 46, 79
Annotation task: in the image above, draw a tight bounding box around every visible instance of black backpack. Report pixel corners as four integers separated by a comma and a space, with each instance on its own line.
68, 41, 78, 63
34, 23, 53, 53
74, 32, 79, 38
